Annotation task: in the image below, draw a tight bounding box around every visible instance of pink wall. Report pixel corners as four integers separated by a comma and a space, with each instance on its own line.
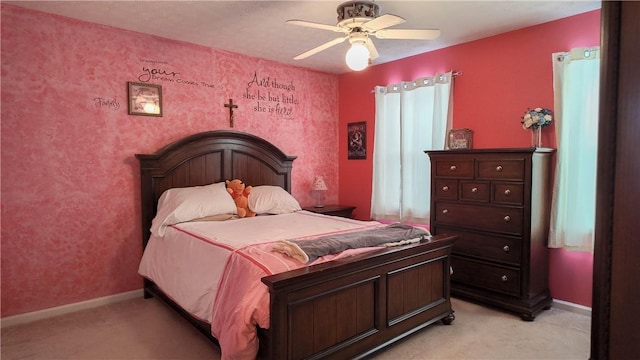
0, 5, 339, 317
337, 10, 600, 307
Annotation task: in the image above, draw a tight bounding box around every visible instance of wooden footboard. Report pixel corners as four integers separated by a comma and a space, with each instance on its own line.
261, 234, 456, 360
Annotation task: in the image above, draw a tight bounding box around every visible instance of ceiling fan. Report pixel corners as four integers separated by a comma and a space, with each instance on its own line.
286, 1, 440, 71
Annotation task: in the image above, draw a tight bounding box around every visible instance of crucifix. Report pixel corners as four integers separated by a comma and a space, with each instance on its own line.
224, 98, 238, 128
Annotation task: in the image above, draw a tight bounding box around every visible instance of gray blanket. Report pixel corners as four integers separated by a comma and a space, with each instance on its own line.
272, 223, 430, 263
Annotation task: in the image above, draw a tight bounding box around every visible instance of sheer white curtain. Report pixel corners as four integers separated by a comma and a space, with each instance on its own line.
371, 72, 453, 223
549, 47, 600, 251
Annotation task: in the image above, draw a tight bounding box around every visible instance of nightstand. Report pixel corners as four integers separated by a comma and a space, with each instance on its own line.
302, 204, 356, 219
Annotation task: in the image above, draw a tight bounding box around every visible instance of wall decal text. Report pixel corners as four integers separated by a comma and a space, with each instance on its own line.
244, 71, 299, 117
136, 59, 215, 89
93, 97, 120, 111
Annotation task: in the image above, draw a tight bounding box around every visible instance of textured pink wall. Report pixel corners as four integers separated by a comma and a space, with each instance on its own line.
338, 10, 600, 307
0, 5, 338, 317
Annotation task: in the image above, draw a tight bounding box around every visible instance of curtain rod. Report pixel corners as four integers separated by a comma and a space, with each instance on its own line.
555, 47, 599, 61
371, 71, 462, 94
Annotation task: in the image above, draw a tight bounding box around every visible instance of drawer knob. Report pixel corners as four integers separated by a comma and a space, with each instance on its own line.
504, 189, 511, 196
471, 187, 478, 193
503, 245, 510, 252
496, 165, 503, 172
501, 275, 508, 282
442, 185, 449, 192
442, 209, 449, 214
450, 165, 457, 171
504, 215, 511, 222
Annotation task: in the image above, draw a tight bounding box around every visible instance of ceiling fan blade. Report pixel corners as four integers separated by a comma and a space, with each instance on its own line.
362, 14, 406, 31
374, 29, 441, 40
293, 36, 347, 60
366, 38, 379, 60
286, 19, 345, 33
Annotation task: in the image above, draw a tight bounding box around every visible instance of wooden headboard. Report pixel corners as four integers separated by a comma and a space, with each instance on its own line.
135, 130, 297, 248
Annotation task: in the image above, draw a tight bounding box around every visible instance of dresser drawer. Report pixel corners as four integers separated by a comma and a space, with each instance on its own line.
477, 159, 526, 181
433, 226, 522, 265
434, 159, 474, 178
451, 256, 521, 297
492, 182, 524, 205
434, 202, 523, 235
460, 181, 490, 202
434, 179, 458, 200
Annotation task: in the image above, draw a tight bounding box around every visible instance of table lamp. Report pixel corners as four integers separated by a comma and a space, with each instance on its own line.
311, 176, 328, 208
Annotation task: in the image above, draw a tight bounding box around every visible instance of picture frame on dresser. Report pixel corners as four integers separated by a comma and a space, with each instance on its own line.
447, 128, 473, 149
127, 82, 163, 117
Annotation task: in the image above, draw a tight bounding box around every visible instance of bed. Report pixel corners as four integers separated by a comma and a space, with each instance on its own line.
136, 130, 456, 359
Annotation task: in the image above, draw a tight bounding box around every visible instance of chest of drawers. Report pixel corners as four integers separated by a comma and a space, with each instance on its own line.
426, 148, 554, 320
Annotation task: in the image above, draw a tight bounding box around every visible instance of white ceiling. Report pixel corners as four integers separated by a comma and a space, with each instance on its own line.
7, 1, 601, 74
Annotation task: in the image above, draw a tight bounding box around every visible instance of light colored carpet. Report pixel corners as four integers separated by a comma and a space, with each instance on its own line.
1, 297, 590, 359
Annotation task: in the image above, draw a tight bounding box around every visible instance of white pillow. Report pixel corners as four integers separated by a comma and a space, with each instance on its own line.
248, 186, 301, 214
150, 182, 237, 236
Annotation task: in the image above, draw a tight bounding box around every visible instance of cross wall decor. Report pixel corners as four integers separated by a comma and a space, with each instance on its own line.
224, 98, 238, 128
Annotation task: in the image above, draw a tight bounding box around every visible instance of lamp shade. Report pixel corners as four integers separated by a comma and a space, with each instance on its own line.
312, 176, 328, 191
345, 43, 369, 71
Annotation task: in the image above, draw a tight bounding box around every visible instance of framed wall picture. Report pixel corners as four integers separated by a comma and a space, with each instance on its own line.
447, 128, 473, 149
347, 121, 366, 159
127, 82, 163, 116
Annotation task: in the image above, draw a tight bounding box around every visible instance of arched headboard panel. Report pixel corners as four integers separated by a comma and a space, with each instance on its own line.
135, 130, 297, 247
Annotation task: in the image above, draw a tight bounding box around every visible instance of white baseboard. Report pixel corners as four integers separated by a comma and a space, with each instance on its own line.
0, 289, 590, 328
552, 299, 592, 317
1, 289, 144, 328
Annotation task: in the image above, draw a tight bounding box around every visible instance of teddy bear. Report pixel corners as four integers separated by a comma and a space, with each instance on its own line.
225, 179, 256, 218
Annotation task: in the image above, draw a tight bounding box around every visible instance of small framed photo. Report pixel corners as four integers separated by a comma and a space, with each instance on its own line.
347, 121, 366, 159
128, 82, 162, 116
447, 128, 473, 149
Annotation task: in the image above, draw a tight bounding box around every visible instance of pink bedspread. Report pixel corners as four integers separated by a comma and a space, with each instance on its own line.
170, 212, 388, 359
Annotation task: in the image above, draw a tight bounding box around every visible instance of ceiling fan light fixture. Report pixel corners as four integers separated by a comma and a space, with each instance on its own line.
337, 1, 380, 28
287, 1, 440, 70
345, 42, 370, 71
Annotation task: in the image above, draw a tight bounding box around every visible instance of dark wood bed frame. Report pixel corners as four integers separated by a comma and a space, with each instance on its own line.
136, 130, 456, 359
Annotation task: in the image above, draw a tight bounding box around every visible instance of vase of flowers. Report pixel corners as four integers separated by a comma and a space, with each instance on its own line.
521, 107, 552, 148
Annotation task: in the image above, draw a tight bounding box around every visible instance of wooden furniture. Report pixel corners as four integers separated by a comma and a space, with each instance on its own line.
302, 204, 356, 218
137, 130, 457, 359
426, 148, 554, 321
592, 2, 640, 358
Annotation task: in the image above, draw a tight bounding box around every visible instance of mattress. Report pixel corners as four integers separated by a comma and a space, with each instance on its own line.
138, 211, 386, 358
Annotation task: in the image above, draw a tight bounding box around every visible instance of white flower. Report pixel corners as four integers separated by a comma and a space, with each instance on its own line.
521, 108, 552, 130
